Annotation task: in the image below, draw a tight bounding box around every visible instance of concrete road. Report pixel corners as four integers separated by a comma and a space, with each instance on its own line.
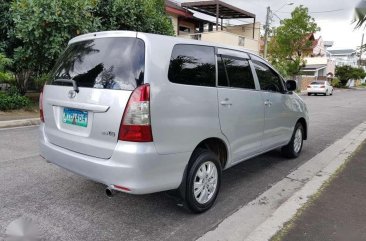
1, 89, 366, 241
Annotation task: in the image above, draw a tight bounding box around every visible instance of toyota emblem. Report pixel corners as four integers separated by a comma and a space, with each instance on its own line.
68, 90, 76, 99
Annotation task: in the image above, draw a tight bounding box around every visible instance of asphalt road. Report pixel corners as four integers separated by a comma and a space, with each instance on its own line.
1, 89, 366, 241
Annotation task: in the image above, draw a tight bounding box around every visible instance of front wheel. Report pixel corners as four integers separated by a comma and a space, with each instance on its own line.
183, 149, 221, 213
282, 122, 304, 158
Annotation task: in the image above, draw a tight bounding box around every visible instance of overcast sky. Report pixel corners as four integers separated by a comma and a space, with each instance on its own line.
177, 0, 364, 50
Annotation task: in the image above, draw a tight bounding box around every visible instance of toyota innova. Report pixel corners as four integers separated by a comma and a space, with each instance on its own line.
39, 31, 308, 213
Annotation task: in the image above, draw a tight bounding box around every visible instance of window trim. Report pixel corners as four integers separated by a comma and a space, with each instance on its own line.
217, 54, 257, 90
250, 59, 286, 94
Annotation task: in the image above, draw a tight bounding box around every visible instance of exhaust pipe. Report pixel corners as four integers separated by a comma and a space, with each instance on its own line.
105, 186, 116, 198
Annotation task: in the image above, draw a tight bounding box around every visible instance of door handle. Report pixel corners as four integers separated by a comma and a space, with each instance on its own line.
264, 100, 272, 107
220, 98, 232, 106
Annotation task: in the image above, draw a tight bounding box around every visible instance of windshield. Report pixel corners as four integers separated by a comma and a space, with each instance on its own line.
50, 37, 145, 91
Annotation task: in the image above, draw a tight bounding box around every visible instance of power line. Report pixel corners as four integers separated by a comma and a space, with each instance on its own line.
278, 8, 346, 14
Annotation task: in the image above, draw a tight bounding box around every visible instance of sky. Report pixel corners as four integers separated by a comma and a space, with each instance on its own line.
176, 0, 365, 50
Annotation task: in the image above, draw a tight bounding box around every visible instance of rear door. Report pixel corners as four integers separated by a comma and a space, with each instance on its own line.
216, 49, 264, 164
43, 36, 145, 159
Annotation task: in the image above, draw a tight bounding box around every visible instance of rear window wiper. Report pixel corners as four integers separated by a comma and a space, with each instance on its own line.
54, 78, 79, 93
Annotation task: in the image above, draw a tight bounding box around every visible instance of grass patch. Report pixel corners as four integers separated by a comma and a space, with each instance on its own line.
270, 142, 365, 241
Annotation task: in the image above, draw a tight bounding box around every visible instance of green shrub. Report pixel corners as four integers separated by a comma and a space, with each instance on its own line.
34, 74, 50, 92
331, 77, 342, 88
6, 85, 20, 96
0, 92, 30, 111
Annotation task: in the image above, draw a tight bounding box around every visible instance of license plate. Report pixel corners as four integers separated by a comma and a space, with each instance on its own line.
63, 108, 88, 127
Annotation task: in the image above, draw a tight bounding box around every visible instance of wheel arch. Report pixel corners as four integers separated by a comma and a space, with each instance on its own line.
177, 137, 229, 199
297, 117, 308, 140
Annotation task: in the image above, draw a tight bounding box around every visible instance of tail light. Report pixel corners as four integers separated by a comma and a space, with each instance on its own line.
39, 86, 45, 122
307, 85, 311, 88
320, 86, 325, 88
119, 84, 153, 142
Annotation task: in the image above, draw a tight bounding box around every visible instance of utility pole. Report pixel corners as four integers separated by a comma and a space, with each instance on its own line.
263, 6, 271, 59
359, 33, 364, 67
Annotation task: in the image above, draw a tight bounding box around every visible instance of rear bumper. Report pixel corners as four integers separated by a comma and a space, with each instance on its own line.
307, 88, 326, 94
39, 124, 189, 194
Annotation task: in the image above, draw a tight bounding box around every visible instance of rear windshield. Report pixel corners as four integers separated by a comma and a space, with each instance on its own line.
311, 81, 325, 85
50, 37, 145, 91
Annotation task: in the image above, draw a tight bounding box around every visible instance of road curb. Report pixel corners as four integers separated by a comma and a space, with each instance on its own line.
0, 118, 41, 129
197, 122, 366, 241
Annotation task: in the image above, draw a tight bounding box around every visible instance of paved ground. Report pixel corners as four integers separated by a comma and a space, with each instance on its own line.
0, 110, 38, 121
1, 89, 366, 241
277, 141, 366, 241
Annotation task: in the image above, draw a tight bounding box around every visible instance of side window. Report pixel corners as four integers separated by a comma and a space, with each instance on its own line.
252, 60, 284, 93
168, 44, 216, 87
217, 55, 256, 89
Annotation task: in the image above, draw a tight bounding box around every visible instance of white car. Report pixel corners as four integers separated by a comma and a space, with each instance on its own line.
307, 81, 333, 96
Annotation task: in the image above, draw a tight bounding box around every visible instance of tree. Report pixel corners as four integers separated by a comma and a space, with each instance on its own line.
10, 0, 100, 94
268, 6, 320, 77
335, 65, 366, 86
95, 0, 174, 36
4, 0, 174, 94
0, 53, 13, 83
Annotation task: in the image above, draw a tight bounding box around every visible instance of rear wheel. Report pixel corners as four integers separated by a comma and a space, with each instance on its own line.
282, 122, 304, 158
307, 93, 311, 96
183, 148, 221, 213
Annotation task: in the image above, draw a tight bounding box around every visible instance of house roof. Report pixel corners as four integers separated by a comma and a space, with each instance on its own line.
302, 64, 327, 71
328, 49, 356, 55
165, 0, 193, 17
181, 0, 256, 19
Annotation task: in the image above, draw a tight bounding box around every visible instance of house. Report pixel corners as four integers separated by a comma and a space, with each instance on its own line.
165, 0, 261, 53
301, 35, 335, 77
328, 49, 358, 67
298, 35, 336, 90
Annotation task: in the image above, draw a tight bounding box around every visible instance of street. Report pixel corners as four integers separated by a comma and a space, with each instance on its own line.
1, 88, 366, 241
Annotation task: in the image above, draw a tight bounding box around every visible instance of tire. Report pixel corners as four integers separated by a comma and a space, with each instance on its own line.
182, 148, 221, 213
307, 93, 311, 96
281, 122, 304, 158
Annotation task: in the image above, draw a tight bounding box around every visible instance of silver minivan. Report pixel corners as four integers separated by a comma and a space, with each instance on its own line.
40, 31, 308, 213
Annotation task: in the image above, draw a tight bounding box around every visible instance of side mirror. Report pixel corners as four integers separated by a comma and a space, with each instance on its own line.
286, 80, 297, 92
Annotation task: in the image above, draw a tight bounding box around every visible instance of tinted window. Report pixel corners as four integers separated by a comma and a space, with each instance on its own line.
252, 60, 284, 93
51, 38, 145, 91
168, 45, 215, 87
311, 81, 325, 85
218, 55, 255, 89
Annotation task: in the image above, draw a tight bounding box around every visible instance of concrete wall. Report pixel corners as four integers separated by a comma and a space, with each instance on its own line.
180, 31, 260, 53
226, 22, 261, 40
169, 14, 179, 36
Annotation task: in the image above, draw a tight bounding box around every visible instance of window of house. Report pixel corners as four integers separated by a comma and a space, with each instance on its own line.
179, 26, 191, 33
252, 60, 284, 93
168, 44, 216, 87
218, 55, 255, 89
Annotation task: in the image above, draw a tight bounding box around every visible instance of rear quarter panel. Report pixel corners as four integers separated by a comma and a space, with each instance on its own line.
138, 33, 228, 156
